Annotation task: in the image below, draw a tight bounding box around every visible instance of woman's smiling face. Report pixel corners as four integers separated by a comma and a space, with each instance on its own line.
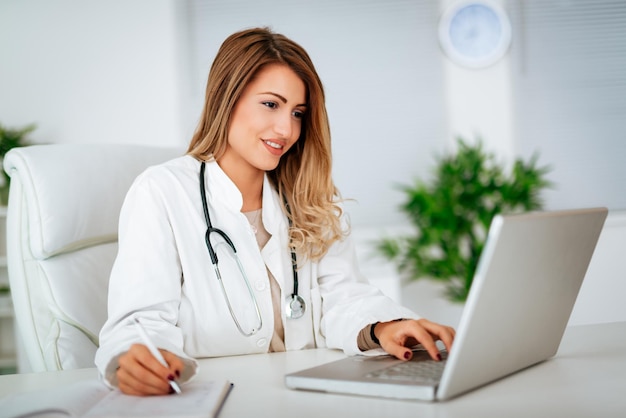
220, 63, 307, 176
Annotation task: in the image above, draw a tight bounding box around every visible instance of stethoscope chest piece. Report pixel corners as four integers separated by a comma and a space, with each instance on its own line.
286, 294, 306, 319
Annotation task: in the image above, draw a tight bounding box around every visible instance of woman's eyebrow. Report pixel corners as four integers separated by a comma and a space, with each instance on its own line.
261, 91, 307, 107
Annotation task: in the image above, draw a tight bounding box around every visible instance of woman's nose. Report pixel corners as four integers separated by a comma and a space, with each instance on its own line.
273, 112, 294, 139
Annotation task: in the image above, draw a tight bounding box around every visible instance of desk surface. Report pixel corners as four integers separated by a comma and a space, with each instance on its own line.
1, 322, 625, 417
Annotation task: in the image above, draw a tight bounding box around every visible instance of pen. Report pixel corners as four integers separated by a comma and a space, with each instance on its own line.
132, 317, 182, 394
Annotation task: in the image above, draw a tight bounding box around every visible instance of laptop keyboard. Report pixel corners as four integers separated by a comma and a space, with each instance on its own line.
366, 351, 448, 383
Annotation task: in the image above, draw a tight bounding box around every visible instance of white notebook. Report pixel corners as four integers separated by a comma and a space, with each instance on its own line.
0, 379, 233, 418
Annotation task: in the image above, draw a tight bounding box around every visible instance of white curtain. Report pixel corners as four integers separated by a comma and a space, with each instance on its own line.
508, 0, 626, 211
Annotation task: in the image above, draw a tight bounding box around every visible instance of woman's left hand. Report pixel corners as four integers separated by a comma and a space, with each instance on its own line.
374, 318, 455, 361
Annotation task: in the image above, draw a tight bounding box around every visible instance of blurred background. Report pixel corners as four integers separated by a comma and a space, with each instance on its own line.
1, 0, 625, 328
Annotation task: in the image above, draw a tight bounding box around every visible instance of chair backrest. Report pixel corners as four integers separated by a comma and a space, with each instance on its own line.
3, 143, 183, 372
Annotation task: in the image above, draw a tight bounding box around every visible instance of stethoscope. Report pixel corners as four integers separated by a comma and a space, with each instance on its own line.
199, 162, 306, 337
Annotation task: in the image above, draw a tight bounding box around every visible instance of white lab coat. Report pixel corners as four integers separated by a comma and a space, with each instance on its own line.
95, 156, 419, 385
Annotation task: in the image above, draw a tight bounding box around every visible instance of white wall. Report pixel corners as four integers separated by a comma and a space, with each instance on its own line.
0, 0, 188, 148
1, 0, 624, 326
439, 0, 516, 161
568, 212, 626, 325
186, 0, 447, 228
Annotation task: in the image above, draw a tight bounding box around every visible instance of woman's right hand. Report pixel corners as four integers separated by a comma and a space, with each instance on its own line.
116, 344, 184, 396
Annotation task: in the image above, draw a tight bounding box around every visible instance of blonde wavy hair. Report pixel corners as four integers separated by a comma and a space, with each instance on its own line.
187, 27, 346, 261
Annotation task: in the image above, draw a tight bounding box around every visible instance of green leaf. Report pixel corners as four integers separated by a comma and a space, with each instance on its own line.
376, 137, 553, 302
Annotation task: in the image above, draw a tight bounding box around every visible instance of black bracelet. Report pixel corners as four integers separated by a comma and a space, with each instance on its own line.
370, 322, 380, 345
370, 319, 407, 346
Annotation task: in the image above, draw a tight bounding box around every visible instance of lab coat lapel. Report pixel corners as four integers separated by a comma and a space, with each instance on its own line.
260, 175, 290, 293
259, 177, 316, 350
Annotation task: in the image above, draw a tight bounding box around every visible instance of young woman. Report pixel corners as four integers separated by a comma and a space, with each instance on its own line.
95, 27, 455, 396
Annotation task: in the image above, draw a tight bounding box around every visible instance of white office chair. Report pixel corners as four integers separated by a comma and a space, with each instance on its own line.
3, 143, 183, 372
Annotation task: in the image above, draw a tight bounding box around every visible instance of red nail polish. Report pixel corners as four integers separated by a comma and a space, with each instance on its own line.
168, 374, 175, 381
404, 351, 411, 360
175, 370, 181, 378
437, 353, 442, 361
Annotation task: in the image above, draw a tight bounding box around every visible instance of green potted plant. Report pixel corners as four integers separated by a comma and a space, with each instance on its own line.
0, 122, 35, 206
377, 138, 553, 302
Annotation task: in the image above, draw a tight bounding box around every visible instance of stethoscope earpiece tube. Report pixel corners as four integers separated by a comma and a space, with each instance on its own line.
284, 200, 305, 320
289, 235, 299, 297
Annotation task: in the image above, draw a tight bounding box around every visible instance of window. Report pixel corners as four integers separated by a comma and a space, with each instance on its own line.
509, 0, 626, 210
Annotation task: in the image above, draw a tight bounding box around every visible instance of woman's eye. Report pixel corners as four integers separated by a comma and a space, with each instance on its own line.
293, 109, 305, 119
262, 101, 278, 109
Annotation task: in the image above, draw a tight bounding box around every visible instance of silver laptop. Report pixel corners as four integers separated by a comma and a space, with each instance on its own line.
285, 207, 608, 401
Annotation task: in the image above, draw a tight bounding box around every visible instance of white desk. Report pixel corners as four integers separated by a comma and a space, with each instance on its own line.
1, 322, 625, 417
